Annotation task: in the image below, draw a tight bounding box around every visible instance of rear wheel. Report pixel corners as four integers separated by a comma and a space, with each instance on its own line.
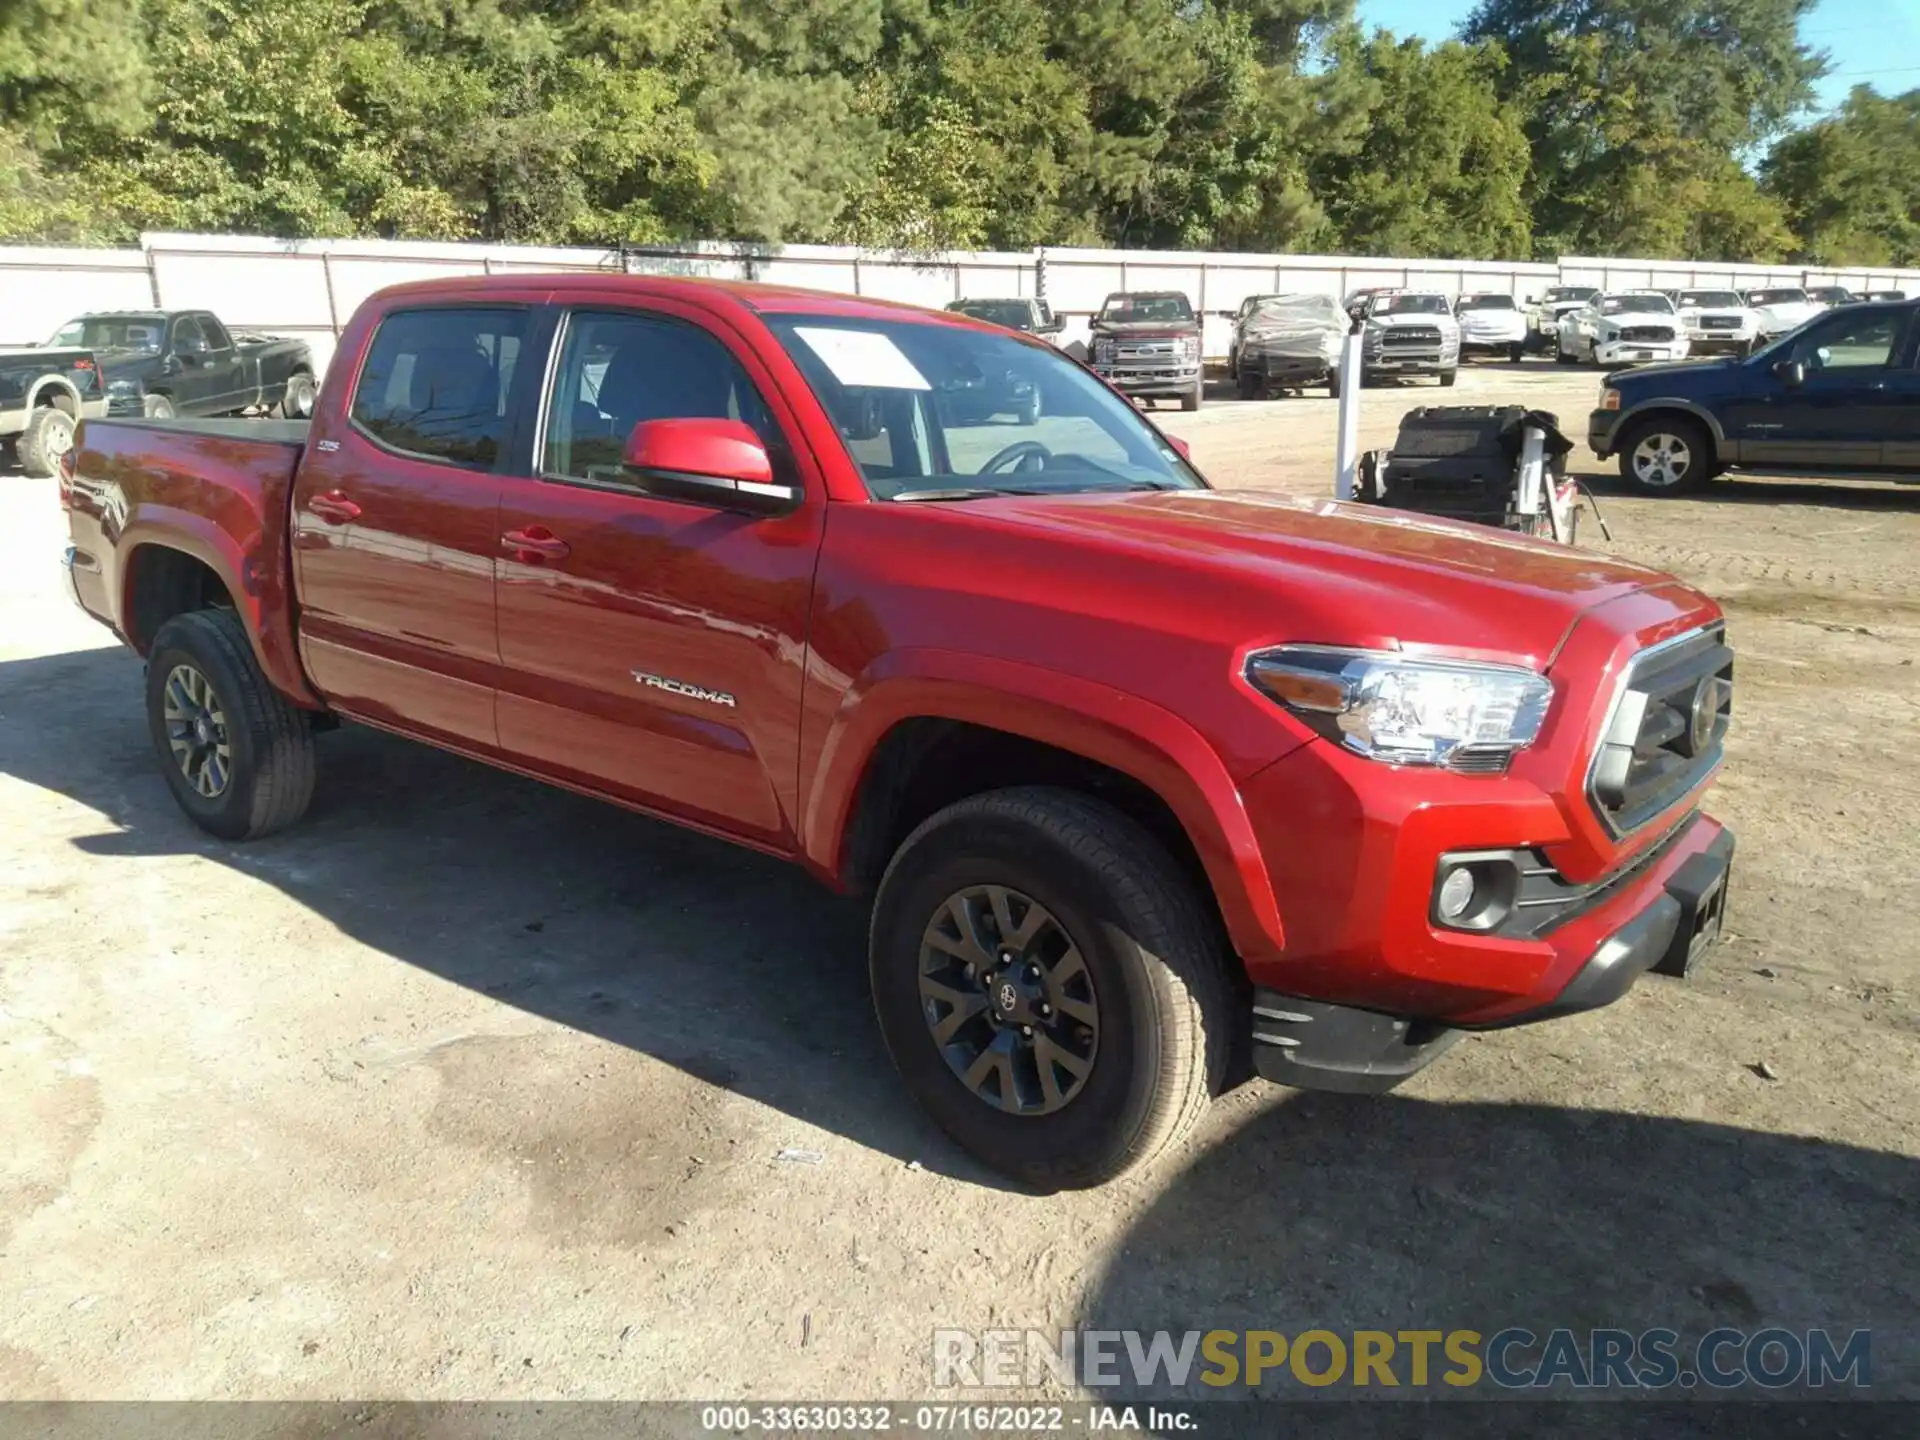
145, 608, 317, 840
1619, 416, 1712, 495
144, 394, 176, 420
17, 405, 75, 478
870, 788, 1232, 1189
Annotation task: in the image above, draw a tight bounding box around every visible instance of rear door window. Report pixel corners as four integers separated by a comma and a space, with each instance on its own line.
350, 308, 527, 469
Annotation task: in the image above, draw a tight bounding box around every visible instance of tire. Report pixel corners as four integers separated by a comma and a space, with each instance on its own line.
1180, 380, 1202, 412
1618, 415, 1713, 495
1555, 336, 1576, 365
1508, 342, 1524, 364
869, 787, 1234, 1190
144, 394, 176, 420
1439, 368, 1458, 388
145, 608, 316, 840
17, 405, 76, 478
275, 370, 317, 420
1237, 367, 1260, 400
1326, 371, 1341, 400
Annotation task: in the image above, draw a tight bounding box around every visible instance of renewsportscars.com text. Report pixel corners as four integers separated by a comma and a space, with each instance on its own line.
932, 1327, 1871, 1391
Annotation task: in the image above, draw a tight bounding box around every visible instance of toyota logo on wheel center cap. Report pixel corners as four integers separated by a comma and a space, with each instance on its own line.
996, 982, 1018, 1014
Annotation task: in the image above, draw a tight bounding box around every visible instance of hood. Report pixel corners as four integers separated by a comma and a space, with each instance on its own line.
1753, 300, 1821, 321
0, 346, 92, 362
963, 489, 1680, 665
1369, 311, 1457, 330
1613, 356, 1741, 387
1595, 308, 1679, 326
1091, 318, 1199, 338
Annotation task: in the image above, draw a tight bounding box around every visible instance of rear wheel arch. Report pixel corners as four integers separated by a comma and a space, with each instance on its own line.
28, 378, 82, 418
121, 542, 240, 654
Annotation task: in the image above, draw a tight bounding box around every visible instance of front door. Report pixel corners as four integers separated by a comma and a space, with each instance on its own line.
1735, 309, 1913, 470
290, 303, 533, 749
492, 303, 825, 849
167, 315, 225, 415
194, 314, 249, 412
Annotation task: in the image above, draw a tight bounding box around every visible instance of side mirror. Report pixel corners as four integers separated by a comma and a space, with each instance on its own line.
1165, 435, 1192, 460
621, 418, 800, 515
1039, 317, 1065, 335
1773, 359, 1806, 387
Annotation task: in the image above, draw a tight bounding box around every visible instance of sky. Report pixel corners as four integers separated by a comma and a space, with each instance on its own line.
1355, 0, 1920, 116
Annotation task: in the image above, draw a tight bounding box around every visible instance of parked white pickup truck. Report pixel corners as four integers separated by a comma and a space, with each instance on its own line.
1667, 289, 1761, 358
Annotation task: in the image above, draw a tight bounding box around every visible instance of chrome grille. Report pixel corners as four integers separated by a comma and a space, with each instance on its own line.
1383, 327, 1441, 348
1699, 315, 1739, 329
1588, 626, 1733, 836
1619, 325, 1676, 343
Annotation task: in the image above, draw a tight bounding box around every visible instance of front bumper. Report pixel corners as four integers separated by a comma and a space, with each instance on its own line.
1095, 363, 1201, 397
1686, 331, 1753, 355
1594, 339, 1690, 366
1243, 349, 1335, 382
1251, 818, 1734, 1092
1363, 351, 1456, 377
1588, 408, 1622, 458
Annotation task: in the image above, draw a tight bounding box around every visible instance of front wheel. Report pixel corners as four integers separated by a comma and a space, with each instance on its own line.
276, 371, 317, 419
144, 393, 176, 420
1326, 371, 1341, 400
870, 788, 1233, 1190
1508, 342, 1524, 364
1438, 368, 1458, 388
1237, 367, 1260, 400
1180, 380, 1202, 412
1555, 337, 1576, 366
146, 608, 317, 840
1619, 417, 1713, 495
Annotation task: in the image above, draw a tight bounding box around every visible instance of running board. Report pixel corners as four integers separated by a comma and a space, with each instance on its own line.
1725, 466, 1918, 483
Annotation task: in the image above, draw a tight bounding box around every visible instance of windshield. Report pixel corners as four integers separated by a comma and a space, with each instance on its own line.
767, 315, 1204, 502
1679, 291, 1744, 308
949, 300, 1035, 330
1248, 295, 1340, 327
1377, 294, 1451, 315
1098, 294, 1193, 324
1457, 294, 1516, 311
49, 315, 165, 352
1808, 287, 1855, 304
1750, 289, 1807, 306
1546, 287, 1598, 304
1598, 294, 1675, 315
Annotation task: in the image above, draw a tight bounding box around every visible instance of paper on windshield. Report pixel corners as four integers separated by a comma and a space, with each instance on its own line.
793, 327, 931, 391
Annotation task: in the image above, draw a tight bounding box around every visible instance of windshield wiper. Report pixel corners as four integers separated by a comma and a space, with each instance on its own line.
891, 487, 1026, 503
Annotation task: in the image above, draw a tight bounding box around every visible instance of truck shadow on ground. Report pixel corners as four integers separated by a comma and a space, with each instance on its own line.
0, 644, 1021, 1188
1079, 1093, 1918, 1410
1574, 465, 1920, 514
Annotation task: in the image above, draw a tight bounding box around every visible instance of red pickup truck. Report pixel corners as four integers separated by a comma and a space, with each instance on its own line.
60, 274, 1735, 1189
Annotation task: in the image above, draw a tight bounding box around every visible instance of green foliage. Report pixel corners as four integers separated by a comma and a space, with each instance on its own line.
0, 0, 1908, 267
1764, 87, 1920, 267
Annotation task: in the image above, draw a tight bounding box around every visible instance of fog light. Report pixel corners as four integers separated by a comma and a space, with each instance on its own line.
1437, 867, 1477, 922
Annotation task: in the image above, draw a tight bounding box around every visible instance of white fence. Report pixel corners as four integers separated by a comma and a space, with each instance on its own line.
5, 233, 1919, 371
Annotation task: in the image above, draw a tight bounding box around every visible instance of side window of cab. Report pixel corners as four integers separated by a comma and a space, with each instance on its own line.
1790, 311, 1903, 373
349, 307, 527, 469
540, 310, 777, 487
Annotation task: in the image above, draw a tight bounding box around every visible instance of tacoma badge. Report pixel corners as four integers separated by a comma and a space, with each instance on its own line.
632, 670, 737, 708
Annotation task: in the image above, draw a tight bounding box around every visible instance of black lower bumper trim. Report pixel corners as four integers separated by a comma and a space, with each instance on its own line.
1250, 992, 1463, 1094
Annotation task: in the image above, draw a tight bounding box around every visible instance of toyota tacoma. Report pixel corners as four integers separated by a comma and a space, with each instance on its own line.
62, 275, 1736, 1189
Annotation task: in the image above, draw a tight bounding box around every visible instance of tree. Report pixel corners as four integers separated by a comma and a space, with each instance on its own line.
1764, 86, 1920, 267
1310, 33, 1533, 259
1463, 0, 1822, 256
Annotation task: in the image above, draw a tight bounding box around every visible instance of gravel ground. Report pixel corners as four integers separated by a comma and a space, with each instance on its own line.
1, 359, 1915, 1406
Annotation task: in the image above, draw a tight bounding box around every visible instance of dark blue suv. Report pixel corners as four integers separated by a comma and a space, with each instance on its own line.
1589, 300, 1920, 494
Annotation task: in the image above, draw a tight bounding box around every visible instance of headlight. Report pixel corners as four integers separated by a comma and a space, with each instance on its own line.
1181, 335, 1200, 359
1600, 327, 1619, 343
106, 378, 142, 398
1093, 339, 1115, 363
1599, 387, 1621, 410
1246, 647, 1553, 769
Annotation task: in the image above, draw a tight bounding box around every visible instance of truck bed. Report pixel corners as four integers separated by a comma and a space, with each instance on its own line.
64, 413, 316, 706
84, 415, 311, 447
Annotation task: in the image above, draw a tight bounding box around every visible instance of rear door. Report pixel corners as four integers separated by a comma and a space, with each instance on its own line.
290, 303, 534, 748
194, 314, 250, 411
1739, 308, 1911, 470
491, 301, 826, 848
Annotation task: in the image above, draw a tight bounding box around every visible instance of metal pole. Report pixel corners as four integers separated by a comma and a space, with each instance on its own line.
1334, 318, 1365, 500
1516, 424, 1547, 530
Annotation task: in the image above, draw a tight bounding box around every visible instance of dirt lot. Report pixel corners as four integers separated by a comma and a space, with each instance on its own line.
2, 359, 1916, 1405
